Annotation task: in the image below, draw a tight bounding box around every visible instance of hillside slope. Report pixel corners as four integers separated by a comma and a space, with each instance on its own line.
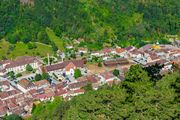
0, 0, 179, 47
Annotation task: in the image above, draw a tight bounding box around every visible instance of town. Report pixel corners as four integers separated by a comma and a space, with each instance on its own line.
0, 40, 180, 118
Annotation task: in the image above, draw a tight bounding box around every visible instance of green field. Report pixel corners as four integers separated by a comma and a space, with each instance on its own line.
0, 40, 54, 60
46, 27, 65, 51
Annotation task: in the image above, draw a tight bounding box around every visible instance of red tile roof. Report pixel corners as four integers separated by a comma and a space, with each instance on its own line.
45, 60, 85, 72
125, 46, 136, 51
7, 103, 18, 109
103, 48, 111, 53
68, 81, 88, 89
116, 48, 125, 53
86, 75, 100, 83
104, 58, 129, 66
5, 56, 40, 69
18, 79, 35, 89
35, 92, 55, 99
73, 89, 85, 94
65, 62, 76, 71
0, 92, 9, 99
34, 80, 50, 87
55, 89, 68, 96
145, 60, 169, 67
100, 71, 114, 80
149, 53, 160, 60
0, 106, 8, 116
28, 89, 38, 96
0, 60, 12, 65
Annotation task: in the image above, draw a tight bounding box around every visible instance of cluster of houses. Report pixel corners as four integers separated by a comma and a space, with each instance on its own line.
88, 44, 180, 73
0, 42, 179, 118
0, 69, 122, 117
0, 57, 123, 117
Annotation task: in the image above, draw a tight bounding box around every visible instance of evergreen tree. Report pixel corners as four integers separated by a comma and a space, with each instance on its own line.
74, 69, 82, 79
26, 64, 33, 72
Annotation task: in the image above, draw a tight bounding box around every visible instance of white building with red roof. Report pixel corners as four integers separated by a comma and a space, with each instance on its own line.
44, 59, 85, 80
65, 62, 77, 75
0, 56, 41, 75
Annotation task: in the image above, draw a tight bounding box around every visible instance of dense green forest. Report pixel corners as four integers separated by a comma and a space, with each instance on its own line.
0, 0, 179, 48
29, 65, 180, 120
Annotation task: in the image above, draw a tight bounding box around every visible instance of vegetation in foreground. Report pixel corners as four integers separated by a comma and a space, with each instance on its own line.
28, 65, 180, 120
29, 97, 64, 120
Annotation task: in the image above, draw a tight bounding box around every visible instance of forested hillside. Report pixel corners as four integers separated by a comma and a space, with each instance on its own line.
29, 65, 180, 120
0, 0, 179, 47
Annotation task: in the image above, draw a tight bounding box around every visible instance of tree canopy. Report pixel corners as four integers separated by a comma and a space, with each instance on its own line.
26, 64, 33, 72
74, 69, 82, 79
113, 69, 120, 77
0, 0, 179, 48
4, 114, 22, 120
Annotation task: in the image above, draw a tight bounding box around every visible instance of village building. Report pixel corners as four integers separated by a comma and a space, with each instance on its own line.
128, 49, 150, 65
91, 51, 105, 57
17, 79, 36, 93
0, 80, 22, 101
169, 50, 180, 60
86, 75, 101, 90
124, 46, 136, 52
0, 56, 41, 75
0, 100, 8, 117
5, 93, 33, 117
34, 91, 55, 102
53, 83, 68, 98
78, 47, 88, 54
103, 58, 129, 67
173, 40, 180, 48
145, 51, 161, 63
139, 44, 152, 52
34, 80, 50, 89
68, 80, 88, 90
67, 89, 85, 97
98, 71, 120, 85
103, 48, 111, 55
0, 60, 12, 76
114, 48, 128, 57
0, 80, 33, 117
143, 59, 172, 74
129, 49, 145, 58
75, 75, 101, 90
65, 62, 77, 75
44, 59, 85, 80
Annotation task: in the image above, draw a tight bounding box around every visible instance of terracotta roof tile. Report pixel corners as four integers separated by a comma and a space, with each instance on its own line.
45, 60, 85, 72
65, 62, 76, 71
5, 56, 40, 69
34, 80, 50, 88
18, 79, 35, 89
116, 48, 125, 53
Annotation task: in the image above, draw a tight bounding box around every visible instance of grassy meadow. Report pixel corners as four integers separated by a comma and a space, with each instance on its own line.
0, 40, 54, 60
46, 27, 65, 51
